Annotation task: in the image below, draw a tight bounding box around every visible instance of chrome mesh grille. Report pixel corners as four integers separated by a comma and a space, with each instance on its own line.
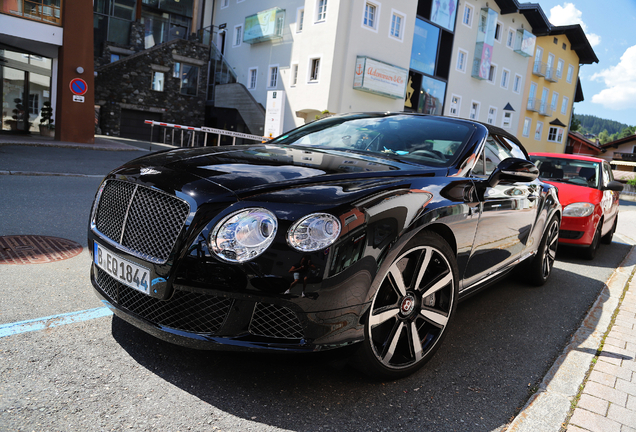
95, 180, 190, 262
96, 268, 233, 334
249, 303, 304, 340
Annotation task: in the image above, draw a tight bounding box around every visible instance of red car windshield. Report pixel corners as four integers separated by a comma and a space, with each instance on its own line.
530, 156, 600, 189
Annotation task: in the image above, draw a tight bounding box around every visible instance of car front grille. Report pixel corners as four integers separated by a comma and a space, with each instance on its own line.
249, 303, 304, 340
560, 230, 584, 240
94, 179, 190, 263
96, 268, 233, 334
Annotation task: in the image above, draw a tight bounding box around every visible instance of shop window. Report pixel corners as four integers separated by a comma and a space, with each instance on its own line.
151, 71, 165, 91
389, 11, 404, 41
28, 94, 39, 115
410, 18, 440, 76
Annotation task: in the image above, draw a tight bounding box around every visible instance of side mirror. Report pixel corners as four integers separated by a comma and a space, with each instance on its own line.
487, 158, 539, 187
604, 180, 624, 192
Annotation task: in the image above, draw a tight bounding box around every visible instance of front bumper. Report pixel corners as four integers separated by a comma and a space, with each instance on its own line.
558, 215, 596, 246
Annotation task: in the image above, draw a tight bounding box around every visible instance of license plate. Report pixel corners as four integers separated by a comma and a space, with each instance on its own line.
94, 242, 150, 295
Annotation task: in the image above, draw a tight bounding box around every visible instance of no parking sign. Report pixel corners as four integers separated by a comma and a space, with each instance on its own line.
69, 78, 87, 102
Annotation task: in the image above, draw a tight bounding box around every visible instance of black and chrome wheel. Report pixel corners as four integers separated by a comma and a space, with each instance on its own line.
528, 215, 559, 286
354, 231, 458, 380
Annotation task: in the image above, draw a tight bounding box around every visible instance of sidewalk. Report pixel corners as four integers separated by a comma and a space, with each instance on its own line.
0, 132, 167, 152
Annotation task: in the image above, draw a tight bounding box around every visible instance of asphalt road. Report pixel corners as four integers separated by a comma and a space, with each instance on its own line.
1, 145, 635, 432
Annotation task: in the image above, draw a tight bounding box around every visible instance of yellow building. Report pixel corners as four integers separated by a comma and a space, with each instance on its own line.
517, 25, 597, 153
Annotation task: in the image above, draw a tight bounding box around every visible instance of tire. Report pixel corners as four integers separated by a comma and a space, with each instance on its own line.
353, 231, 458, 380
583, 223, 602, 260
528, 215, 560, 286
601, 216, 617, 245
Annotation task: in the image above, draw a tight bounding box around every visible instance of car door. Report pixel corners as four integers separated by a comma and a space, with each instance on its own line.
601, 161, 619, 234
462, 135, 540, 289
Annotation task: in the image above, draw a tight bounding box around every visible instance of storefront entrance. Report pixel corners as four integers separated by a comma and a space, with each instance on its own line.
1, 48, 52, 134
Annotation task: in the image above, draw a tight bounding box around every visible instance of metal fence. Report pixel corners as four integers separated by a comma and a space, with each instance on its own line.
145, 120, 267, 147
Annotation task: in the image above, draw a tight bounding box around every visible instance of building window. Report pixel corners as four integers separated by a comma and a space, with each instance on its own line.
462, 3, 473, 28
291, 63, 299, 86
548, 127, 564, 143
550, 92, 558, 112
297, 8, 304, 32
488, 64, 497, 83
456, 49, 468, 73
180, 64, 199, 95
275, 16, 284, 36
268, 66, 278, 88
506, 29, 515, 48
28, 94, 39, 115
500, 68, 510, 89
566, 64, 574, 83
233, 25, 242, 47
151, 71, 164, 91
561, 96, 569, 115
533, 47, 543, 74
494, 22, 502, 42
513, 74, 522, 94
450, 95, 461, 116
309, 58, 320, 82
316, 0, 328, 22
556, 59, 564, 78
502, 111, 512, 128
470, 101, 480, 120
248, 67, 257, 89
487, 107, 497, 125
523, 118, 532, 137
221, 0, 228, 8
535, 122, 543, 140
389, 10, 404, 40
363, 2, 379, 31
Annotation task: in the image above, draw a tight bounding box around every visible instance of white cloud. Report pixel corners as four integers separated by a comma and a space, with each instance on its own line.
591, 45, 636, 110
548, 3, 601, 47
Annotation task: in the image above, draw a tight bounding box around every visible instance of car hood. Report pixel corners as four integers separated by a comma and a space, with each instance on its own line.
123, 144, 444, 196
543, 180, 602, 207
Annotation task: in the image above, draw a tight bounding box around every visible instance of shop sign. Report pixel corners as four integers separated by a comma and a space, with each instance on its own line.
353, 56, 408, 99
264, 90, 285, 138
243, 8, 285, 44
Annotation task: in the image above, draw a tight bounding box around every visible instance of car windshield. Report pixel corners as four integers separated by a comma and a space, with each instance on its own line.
530, 156, 600, 188
270, 114, 474, 167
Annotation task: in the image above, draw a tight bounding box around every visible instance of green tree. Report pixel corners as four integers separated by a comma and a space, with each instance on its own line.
570, 109, 581, 132
598, 129, 610, 144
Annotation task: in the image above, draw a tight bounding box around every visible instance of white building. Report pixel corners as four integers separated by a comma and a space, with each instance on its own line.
211, 0, 418, 135
444, 0, 550, 134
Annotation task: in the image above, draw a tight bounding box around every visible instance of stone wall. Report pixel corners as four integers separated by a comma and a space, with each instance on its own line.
95, 38, 209, 137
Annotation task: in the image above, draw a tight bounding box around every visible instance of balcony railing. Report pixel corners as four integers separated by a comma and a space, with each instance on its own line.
539, 103, 552, 116
545, 67, 559, 82
613, 152, 636, 162
527, 98, 540, 112
0, 0, 62, 26
532, 61, 547, 77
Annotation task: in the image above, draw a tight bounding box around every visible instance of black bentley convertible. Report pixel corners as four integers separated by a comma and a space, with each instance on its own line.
88, 113, 561, 379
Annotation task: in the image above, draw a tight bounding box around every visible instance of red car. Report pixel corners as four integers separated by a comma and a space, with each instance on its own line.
529, 153, 623, 259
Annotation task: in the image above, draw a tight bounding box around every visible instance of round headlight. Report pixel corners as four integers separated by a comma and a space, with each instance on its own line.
563, 202, 595, 218
288, 213, 341, 252
210, 208, 278, 263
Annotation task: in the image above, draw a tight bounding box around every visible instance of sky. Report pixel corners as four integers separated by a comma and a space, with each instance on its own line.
534, 0, 636, 126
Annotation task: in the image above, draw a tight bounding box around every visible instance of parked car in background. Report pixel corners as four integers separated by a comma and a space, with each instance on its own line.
529, 153, 623, 259
88, 113, 561, 379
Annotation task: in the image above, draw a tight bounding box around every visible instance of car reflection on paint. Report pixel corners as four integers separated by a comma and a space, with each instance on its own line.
529, 152, 623, 260
88, 113, 561, 379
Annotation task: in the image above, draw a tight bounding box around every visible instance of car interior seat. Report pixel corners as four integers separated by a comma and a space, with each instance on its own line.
578, 167, 596, 185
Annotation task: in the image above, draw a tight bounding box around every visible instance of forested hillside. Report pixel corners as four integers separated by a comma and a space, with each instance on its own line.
575, 114, 631, 136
